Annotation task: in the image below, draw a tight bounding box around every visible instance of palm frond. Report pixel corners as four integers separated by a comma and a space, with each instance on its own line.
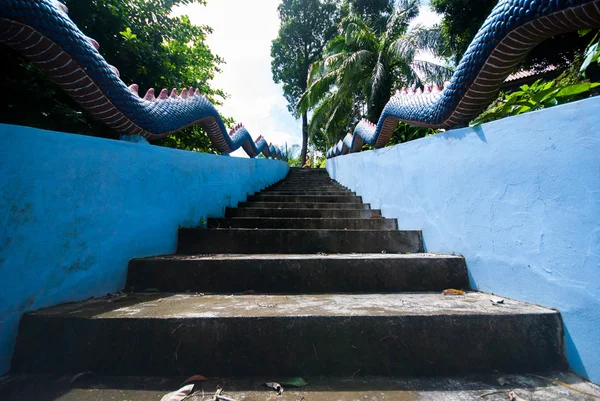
298, 69, 340, 112
403, 26, 445, 54
386, 0, 419, 35
370, 56, 389, 104
410, 59, 454, 85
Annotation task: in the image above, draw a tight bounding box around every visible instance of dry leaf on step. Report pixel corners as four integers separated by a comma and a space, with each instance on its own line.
442, 289, 465, 295
161, 384, 195, 401
182, 375, 207, 386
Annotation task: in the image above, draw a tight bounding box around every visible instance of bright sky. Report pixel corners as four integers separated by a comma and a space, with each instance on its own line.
174, 0, 442, 157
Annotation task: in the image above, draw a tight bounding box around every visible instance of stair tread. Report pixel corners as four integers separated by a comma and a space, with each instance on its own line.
137, 252, 462, 261
2, 372, 596, 401
214, 216, 387, 219
29, 292, 555, 319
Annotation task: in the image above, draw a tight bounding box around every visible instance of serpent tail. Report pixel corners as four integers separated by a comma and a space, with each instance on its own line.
327, 0, 600, 158
0, 0, 284, 159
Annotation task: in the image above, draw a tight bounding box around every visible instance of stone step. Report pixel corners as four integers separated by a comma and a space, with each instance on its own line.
288, 168, 328, 173
177, 228, 423, 254
267, 186, 346, 191
261, 190, 353, 196
248, 195, 362, 204
2, 372, 596, 401
226, 207, 382, 219
269, 180, 343, 186
11, 292, 565, 377
250, 193, 355, 202
271, 181, 339, 186
286, 173, 330, 177
126, 253, 469, 293
207, 217, 396, 230
238, 201, 371, 210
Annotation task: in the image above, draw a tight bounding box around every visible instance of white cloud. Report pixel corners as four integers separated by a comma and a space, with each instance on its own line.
173, 0, 302, 158
173, 1, 442, 157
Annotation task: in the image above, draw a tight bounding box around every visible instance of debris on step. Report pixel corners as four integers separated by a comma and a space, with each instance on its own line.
443, 289, 465, 295
265, 382, 284, 395
214, 385, 238, 401
509, 391, 528, 401
183, 375, 207, 386
161, 383, 195, 401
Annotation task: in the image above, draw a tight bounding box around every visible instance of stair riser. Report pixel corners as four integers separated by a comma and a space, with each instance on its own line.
177, 229, 424, 254
226, 208, 382, 218
127, 257, 469, 293
248, 195, 362, 203
269, 182, 344, 186
263, 191, 353, 196
238, 202, 372, 210
208, 218, 397, 230
267, 187, 346, 191
13, 313, 564, 376
271, 182, 341, 187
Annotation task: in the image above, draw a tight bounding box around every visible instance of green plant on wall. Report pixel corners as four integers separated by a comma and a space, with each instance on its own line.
471, 29, 600, 127
580, 30, 600, 74
470, 77, 599, 127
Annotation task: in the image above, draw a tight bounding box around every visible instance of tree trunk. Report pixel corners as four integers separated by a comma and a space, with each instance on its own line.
300, 111, 309, 167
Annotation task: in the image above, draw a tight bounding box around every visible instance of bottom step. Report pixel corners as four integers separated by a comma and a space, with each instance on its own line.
2, 372, 599, 401
12, 292, 564, 376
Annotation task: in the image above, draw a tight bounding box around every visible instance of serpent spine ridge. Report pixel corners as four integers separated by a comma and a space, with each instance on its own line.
327, 0, 600, 159
0, 0, 284, 160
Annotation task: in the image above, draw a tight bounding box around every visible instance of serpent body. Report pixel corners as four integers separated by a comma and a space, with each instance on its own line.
327, 0, 600, 158
0, 0, 284, 159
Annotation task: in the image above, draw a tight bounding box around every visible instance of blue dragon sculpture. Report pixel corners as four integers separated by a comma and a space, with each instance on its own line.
327, 0, 600, 158
0, 0, 284, 160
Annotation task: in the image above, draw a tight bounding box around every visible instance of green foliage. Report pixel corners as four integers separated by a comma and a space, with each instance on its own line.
0, 0, 227, 153
388, 123, 437, 146
430, 0, 496, 65
299, 1, 451, 153
315, 154, 327, 168
431, 0, 590, 68
580, 30, 600, 74
470, 77, 600, 127
286, 144, 303, 167
271, 0, 342, 163
343, 0, 394, 33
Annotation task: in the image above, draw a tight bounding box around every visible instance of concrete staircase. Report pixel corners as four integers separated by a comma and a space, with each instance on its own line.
10, 169, 566, 381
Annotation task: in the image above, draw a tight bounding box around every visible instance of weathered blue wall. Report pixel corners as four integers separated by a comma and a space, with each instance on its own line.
327, 96, 600, 383
0, 124, 289, 374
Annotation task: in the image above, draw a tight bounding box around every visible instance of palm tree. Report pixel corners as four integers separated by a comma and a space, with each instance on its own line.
299, 0, 452, 148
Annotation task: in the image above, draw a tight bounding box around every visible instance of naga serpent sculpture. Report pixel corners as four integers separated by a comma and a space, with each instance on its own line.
327, 0, 600, 158
0, 0, 284, 160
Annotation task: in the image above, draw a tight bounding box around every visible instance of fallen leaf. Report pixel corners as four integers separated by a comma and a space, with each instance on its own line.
161, 384, 195, 401
279, 377, 308, 387
498, 377, 509, 386
182, 375, 207, 386
265, 382, 284, 395
442, 289, 465, 295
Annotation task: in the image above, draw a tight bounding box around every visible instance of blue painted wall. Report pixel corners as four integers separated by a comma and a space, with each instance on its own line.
0, 124, 289, 374
327, 96, 600, 383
